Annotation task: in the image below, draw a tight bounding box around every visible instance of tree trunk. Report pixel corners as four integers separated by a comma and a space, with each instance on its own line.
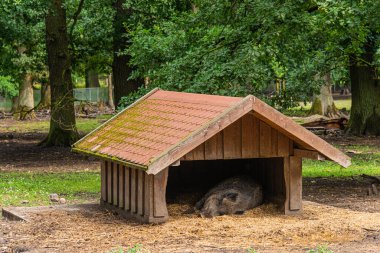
106, 73, 115, 109
43, 0, 78, 146
347, 41, 380, 135
309, 73, 340, 118
11, 96, 19, 113
38, 82, 51, 109
85, 68, 100, 88
15, 73, 36, 120
112, 0, 142, 106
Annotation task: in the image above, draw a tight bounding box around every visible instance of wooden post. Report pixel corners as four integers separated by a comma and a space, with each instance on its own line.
283, 156, 303, 214
101, 161, 106, 202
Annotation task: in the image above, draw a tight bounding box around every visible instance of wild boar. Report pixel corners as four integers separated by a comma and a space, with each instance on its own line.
195, 176, 263, 218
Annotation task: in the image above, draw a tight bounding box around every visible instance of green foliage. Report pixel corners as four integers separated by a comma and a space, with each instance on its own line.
124, 0, 380, 109
246, 247, 258, 253
307, 245, 334, 253
0, 75, 18, 98
0, 171, 100, 207
109, 244, 147, 253
118, 86, 152, 109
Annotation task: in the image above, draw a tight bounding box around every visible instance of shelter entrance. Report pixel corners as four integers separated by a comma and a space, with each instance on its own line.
167, 158, 286, 209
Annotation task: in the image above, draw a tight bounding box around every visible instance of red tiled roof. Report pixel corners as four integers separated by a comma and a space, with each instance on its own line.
73, 88, 351, 173
73, 89, 242, 168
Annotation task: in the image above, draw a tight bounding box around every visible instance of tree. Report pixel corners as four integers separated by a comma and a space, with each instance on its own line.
112, 0, 142, 106
347, 38, 380, 135
0, 0, 46, 118
42, 0, 79, 146
126, 0, 380, 135
309, 73, 340, 117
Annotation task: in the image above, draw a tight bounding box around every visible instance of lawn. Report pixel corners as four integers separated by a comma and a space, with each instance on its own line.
0, 114, 113, 134
283, 99, 351, 117
0, 171, 100, 207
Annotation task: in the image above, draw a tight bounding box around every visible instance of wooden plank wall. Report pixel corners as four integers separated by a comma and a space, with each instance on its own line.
182, 114, 292, 161
100, 161, 168, 222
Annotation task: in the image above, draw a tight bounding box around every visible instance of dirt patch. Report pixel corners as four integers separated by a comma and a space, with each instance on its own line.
304, 177, 380, 213
0, 133, 99, 172
1, 202, 379, 253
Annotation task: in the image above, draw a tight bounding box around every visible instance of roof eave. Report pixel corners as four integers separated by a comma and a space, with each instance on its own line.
72, 147, 148, 171
251, 98, 351, 168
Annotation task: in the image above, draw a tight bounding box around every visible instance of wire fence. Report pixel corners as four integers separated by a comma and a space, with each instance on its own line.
0, 87, 109, 112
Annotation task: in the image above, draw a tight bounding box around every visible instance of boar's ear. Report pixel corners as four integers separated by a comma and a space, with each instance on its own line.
223, 192, 238, 202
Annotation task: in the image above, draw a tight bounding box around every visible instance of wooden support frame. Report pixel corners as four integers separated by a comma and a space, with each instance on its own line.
283, 156, 302, 214
100, 161, 168, 223
294, 148, 325, 161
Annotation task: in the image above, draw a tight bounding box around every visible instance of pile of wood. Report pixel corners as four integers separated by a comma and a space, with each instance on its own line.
296, 114, 349, 131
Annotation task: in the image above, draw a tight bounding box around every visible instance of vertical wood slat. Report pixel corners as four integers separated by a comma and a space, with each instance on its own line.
192, 143, 205, 160
144, 174, 154, 218
113, 164, 118, 206
216, 132, 224, 159
124, 167, 131, 211
271, 128, 278, 156
101, 161, 106, 202
154, 168, 169, 217
289, 156, 302, 210
242, 114, 255, 158
118, 166, 124, 208
204, 135, 218, 160
259, 120, 272, 157
107, 161, 112, 204
277, 132, 290, 156
252, 116, 260, 157
137, 170, 145, 216
184, 149, 194, 160
130, 167, 137, 213
223, 119, 242, 159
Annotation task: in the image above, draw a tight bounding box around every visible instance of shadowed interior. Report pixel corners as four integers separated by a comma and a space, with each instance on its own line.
166, 158, 285, 207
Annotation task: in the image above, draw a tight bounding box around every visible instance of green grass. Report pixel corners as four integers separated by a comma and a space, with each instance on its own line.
1, 115, 113, 134
283, 99, 351, 117
303, 146, 380, 177
0, 172, 100, 207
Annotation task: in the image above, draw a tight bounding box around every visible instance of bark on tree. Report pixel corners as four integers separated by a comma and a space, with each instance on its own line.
11, 96, 19, 113
43, 0, 79, 146
309, 73, 340, 118
38, 82, 51, 109
15, 73, 36, 120
85, 68, 100, 88
112, 0, 142, 106
347, 40, 380, 135
106, 73, 115, 109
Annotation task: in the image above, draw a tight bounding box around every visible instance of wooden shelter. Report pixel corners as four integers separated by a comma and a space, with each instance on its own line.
72, 88, 351, 223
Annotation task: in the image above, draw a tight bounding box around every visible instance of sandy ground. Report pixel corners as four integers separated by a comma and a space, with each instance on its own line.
1, 200, 379, 253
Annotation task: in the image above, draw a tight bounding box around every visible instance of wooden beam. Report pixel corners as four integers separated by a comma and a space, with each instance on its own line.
153, 168, 168, 218
289, 156, 302, 211
294, 149, 325, 160
251, 97, 351, 167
